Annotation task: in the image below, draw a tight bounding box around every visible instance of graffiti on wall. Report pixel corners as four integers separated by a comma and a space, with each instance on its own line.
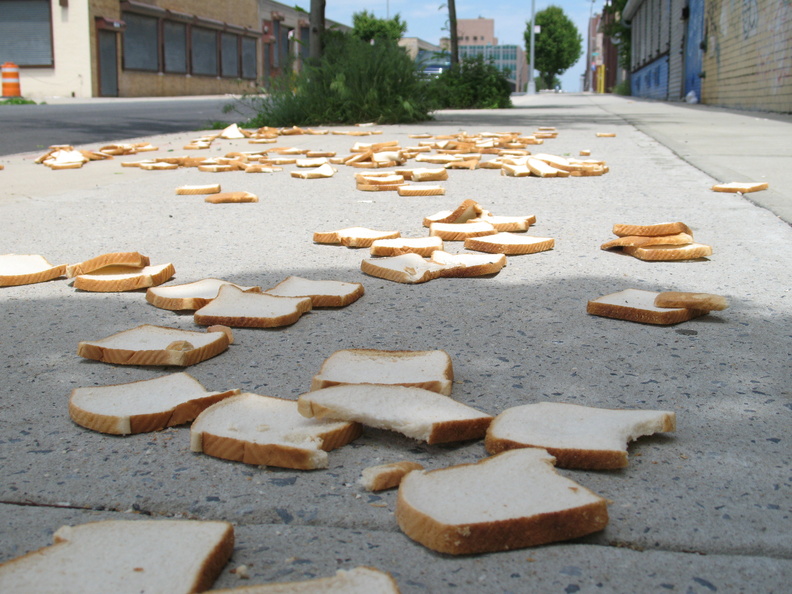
742, 0, 759, 39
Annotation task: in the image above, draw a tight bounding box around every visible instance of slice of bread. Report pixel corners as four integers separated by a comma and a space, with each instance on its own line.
208, 567, 400, 593
395, 448, 609, 555
313, 227, 401, 247
194, 285, 312, 328
587, 289, 708, 325
654, 291, 729, 311
146, 279, 262, 311
190, 393, 361, 470
0, 254, 66, 287
175, 184, 221, 195
485, 402, 676, 468
711, 181, 768, 193
623, 242, 712, 261
369, 236, 444, 257
600, 233, 694, 250
298, 384, 492, 444
66, 252, 150, 277
422, 199, 487, 227
0, 519, 234, 594
360, 461, 424, 491
77, 324, 232, 366
360, 252, 447, 284
204, 192, 258, 204
397, 185, 446, 196
464, 233, 554, 255
73, 263, 175, 292
429, 221, 497, 241
429, 251, 508, 277
612, 222, 692, 237
264, 276, 364, 307
311, 349, 454, 395
467, 214, 536, 232
69, 372, 240, 435
360, 251, 506, 283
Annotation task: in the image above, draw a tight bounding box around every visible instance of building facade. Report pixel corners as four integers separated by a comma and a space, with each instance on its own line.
623, 0, 791, 112
441, 18, 529, 92
0, 0, 348, 99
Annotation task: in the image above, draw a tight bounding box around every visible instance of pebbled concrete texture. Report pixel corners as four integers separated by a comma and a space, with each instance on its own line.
0, 93, 790, 592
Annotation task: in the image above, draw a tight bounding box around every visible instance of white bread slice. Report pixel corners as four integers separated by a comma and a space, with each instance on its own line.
264, 276, 364, 307
175, 183, 221, 195
66, 252, 150, 277
422, 199, 487, 227
612, 222, 692, 237
291, 163, 337, 179
395, 449, 609, 555
313, 227, 401, 247
146, 279, 262, 311
397, 184, 445, 196
587, 289, 708, 325
360, 251, 506, 283
464, 233, 554, 255
360, 252, 447, 284
711, 181, 768, 193
0, 519, 234, 594
298, 384, 492, 444
654, 291, 729, 311
311, 349, 453, 395
623, 242, 712, 261
73, 263, 175, 292
467, 214, 536, 232
485, 402, 676, 469
77, 324, 232, 366
600, 233, 693, 250
194, 285, 312, 328
69, 372, 240, 435
429, 221, 497, 241
204, 191, 258, 204
360, 461, 424, 491
429, 251, 508, 277
190, 393, 362, 469
0, 254, 66, 287
209, 567, 400, 593
369, 236, 444, 257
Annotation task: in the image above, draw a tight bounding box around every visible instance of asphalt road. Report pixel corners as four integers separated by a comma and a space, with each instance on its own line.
0, 96, 255, 156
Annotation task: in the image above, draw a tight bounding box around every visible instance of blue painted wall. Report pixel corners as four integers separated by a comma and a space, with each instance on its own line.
631, 55, 669, 100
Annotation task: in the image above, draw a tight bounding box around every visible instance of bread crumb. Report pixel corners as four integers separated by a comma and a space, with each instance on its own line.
230, 565, 250, 579
133, 567, 144, 572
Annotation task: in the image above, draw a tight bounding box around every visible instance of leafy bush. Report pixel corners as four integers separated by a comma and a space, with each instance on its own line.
243, 33, 433, 127
613, 79, 631, 96
429, 55, 512, 109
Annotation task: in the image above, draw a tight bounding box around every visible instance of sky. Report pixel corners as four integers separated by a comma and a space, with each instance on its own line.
292, 1, 603, 91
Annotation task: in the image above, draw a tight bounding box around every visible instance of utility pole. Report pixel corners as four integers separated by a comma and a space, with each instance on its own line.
527, 0, 536, 94
309, 0, 325, 62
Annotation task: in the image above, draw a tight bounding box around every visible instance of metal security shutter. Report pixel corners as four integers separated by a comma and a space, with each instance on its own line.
0, 0, 53, 66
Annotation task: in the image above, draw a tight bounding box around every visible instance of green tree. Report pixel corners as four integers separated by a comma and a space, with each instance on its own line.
525, 5, 582, 90
351, 10, 407, 43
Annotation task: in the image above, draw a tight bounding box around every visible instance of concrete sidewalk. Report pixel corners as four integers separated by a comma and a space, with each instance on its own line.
1, 94, 790, 592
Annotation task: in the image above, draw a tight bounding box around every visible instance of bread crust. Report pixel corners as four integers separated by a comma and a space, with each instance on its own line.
612, 222, 692, 237
146, 280, 263, 311
73, 263, 175, 292
587, 298, 707, 325
600, 233, 693, 250
0, 255, 67, 287
485, 439, 629, 469
464, 234, 554, 255
66, 252, 150, 277
361, 461, 425, 491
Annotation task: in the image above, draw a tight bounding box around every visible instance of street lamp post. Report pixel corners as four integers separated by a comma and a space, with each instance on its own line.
527, 0, 536, 93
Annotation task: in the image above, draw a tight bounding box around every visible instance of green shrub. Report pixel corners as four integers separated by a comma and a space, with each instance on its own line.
243, 34, 433, 127
429, 55, 512, 109
613, 79, 631, 96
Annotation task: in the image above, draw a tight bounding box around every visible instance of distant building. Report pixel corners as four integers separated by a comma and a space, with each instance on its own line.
0, 0, 348, 99
585, 11, 625, 93
622, 0, 791, 112
441, 18, 528, 92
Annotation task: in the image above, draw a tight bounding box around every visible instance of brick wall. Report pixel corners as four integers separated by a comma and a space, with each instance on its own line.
702, 0, 792, 112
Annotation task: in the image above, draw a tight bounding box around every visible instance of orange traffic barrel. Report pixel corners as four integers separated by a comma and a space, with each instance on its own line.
2, 62, 21, 98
